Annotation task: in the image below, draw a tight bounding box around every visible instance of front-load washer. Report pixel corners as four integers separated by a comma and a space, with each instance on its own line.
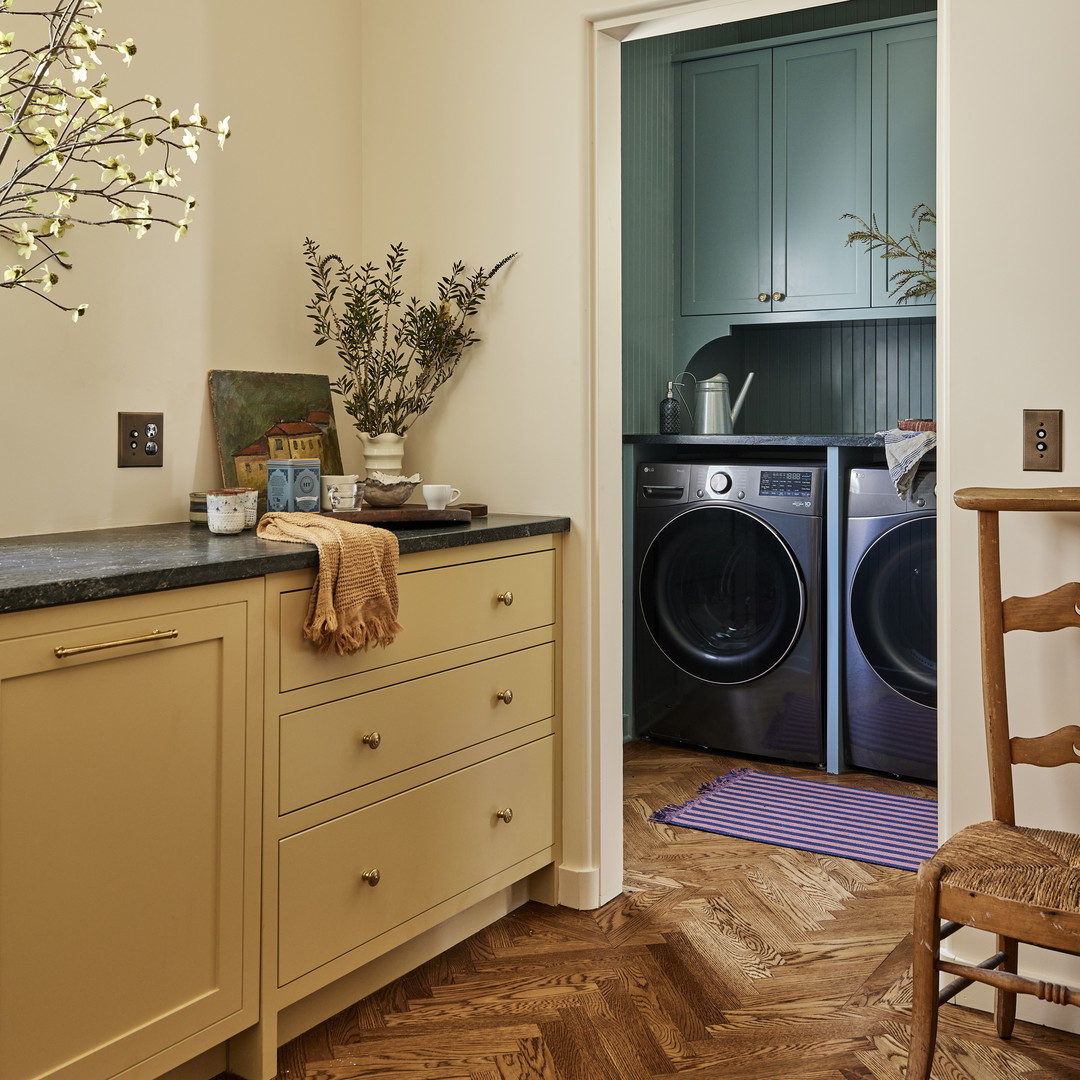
633, 461, 825, 765
844, 466, 937, 781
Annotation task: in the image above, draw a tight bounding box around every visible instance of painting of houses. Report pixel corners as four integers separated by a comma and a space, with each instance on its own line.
208, 370, 344, 490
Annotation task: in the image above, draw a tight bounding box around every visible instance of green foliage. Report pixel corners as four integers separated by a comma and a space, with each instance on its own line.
843, 203, 936, 303
304, 239, 517, 437
0, 0, 230, 317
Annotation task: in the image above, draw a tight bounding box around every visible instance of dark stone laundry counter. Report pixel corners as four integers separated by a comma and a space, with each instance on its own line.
0, 514, 571, 615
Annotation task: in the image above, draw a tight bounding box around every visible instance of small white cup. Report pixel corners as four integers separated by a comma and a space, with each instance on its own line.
320, 473, 360, 511
422, 484, 461, 511
206, 490, 246, 534
223, 487, 258, 528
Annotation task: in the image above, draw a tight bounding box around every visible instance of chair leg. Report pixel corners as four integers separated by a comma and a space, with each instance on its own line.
994, 936, 1019, 1039
908, 865, 942, 1079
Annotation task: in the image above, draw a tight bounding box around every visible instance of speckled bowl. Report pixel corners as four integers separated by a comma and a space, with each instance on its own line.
363, 473, 422, 508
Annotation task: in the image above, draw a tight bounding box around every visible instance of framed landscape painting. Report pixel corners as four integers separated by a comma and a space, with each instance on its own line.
208, 370, 344, 492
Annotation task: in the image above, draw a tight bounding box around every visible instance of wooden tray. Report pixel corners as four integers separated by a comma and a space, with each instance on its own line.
321, 507, 472, 527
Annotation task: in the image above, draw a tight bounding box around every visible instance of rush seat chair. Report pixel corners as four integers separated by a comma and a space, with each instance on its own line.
907, 486, 1080, 1079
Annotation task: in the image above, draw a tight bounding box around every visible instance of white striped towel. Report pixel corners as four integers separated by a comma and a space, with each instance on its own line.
876, 427, 938, 498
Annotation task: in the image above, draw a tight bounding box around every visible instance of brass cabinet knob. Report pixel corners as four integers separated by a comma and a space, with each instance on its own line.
757, 292, 769, 303
360, 731, 381, 749
496, 591, 514, 606
361, 868, 381, 887
496, 808, 514, 823
772, 291, 786, 302
496, 689, 514, 705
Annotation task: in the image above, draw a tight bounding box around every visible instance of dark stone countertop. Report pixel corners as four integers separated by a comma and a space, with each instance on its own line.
0, 513, 571, 615
623, 433, 884, 447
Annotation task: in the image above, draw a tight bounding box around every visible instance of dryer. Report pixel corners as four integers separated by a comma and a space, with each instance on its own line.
633, 461, 824, 765
844, 466, 937, 781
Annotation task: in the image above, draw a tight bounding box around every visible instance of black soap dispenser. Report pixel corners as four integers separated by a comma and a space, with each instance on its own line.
658, 381, 680, 434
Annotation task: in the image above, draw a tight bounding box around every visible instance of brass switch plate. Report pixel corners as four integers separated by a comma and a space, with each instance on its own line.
118, 411, 164, 467
1022, 409, 1062, 471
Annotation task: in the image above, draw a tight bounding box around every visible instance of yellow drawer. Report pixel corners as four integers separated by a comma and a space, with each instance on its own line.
278, 642, 554, 814
278, 550, 554, 692
277, 735, 554, 986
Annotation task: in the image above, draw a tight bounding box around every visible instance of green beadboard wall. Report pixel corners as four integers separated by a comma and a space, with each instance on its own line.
622, 0, 938, 435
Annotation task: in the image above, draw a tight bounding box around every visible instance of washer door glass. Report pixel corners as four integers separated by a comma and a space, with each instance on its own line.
639, 504, 806, 684
850, 516, 937, 707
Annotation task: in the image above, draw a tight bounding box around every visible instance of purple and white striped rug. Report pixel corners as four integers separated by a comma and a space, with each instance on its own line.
651, 768, 938, 871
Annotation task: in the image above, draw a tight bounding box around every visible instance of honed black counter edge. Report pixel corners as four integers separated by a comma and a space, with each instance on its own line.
0, 514, 572, 616
623, 433, 884, 447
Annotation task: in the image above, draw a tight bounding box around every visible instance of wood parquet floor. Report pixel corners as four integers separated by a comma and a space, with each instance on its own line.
248, 741, 1080, 1079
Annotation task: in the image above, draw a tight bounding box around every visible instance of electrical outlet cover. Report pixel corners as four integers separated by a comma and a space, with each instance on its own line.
118, 411, 164, 467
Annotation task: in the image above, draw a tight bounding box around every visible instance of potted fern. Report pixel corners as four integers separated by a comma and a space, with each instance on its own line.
303, 239, 516, 475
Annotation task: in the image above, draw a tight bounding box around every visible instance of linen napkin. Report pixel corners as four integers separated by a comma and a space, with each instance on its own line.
876, 427, 938, 499
256, 512, 402, 654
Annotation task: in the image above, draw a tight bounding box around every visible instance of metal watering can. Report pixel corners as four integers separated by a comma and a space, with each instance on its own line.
687, 371, 755, 434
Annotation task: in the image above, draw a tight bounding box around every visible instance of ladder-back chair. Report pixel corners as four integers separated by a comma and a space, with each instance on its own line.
908, 486, 1080, 1078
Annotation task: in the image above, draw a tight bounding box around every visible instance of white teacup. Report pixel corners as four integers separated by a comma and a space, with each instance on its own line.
422, 484, 461, 511
321, 473, 360, 511
205, 490, 246, 534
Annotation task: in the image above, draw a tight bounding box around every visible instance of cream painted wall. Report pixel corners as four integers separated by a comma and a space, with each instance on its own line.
941, 0, 1080, 1031
1, 0, 366, 539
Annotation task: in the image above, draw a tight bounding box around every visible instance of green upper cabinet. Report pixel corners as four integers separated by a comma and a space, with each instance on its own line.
680, 20, 935, 319
870, 22, 936, 307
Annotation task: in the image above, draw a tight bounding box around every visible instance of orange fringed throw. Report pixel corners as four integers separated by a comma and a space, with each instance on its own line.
256, 512, 403, 654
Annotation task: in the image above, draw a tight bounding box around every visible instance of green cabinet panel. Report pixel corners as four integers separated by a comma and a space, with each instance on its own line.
680, 21, 935, 319
680, 50, 772, 315
870, 22, 936, 307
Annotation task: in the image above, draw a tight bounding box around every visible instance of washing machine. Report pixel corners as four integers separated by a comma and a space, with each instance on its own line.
633, 461, 825, 765
844, 466, 937, 781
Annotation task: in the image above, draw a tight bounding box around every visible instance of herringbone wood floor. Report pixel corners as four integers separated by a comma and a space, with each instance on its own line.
243, 741, 1080, 1079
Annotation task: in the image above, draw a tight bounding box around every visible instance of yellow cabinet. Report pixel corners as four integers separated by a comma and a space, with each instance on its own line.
0, 581, 262, 1080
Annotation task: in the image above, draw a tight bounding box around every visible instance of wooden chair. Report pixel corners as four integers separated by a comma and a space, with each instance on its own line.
908, 487, 1080, 1078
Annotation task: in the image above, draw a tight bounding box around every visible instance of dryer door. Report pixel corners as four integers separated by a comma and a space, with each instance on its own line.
639, 504, 805, 684
849, 516, 937, 707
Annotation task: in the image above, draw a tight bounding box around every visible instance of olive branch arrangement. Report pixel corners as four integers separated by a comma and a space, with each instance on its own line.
304, 239, 517, 438
0, 0, 231, 318
843, 203, 936, 303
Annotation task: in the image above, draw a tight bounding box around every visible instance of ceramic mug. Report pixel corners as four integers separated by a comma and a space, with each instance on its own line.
205, 490, 246, 534
223, 486, 259, 529
320, 473, 360, 511
422, 484, 461, 511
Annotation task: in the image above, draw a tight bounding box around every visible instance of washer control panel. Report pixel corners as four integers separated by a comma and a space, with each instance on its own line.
692, 464, 823, 514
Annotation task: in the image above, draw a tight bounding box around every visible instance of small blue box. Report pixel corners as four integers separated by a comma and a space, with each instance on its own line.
266, 459, 321, 511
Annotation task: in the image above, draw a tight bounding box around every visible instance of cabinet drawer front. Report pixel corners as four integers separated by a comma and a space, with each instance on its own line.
278, 550, 554, 692
279, 642, 555, 814
277, 736, 554, 986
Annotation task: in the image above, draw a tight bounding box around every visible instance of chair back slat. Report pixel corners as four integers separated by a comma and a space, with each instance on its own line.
1011, 724, 1080, 767
1003, 582, 1080, 633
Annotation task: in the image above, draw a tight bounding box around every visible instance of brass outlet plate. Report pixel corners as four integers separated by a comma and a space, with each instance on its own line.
118, 411, 164, 467
1022, 409, 1062, 471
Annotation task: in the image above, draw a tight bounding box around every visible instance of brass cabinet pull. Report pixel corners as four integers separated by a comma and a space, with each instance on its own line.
757, 292, 770, 303
360, 731, 382, 749
54, 627, 179, 659
496, 689, 514, 705
772, 291, 786, 302
496, 591, 514, 606
496, 808, 514, 823
361, 868, 381, 887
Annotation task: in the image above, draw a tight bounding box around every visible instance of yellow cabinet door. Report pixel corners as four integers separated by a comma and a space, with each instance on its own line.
0, 593, 257, 1080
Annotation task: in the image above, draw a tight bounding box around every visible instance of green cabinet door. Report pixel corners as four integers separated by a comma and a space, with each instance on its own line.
772, 34, 872, 312
870, 22, 936, 307
680, 49, 772, 316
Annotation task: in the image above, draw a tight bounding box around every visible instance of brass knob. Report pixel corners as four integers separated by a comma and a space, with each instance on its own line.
757, 292, 769, 303
361, 868, 381, 887
497, 591, 514, 606
772, 291, 785, 302
496, 808, 514, 823
496, 689, 514, 705
360, 731, 381, 749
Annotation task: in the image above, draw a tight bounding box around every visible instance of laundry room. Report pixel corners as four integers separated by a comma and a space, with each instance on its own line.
622, 0, 938, 783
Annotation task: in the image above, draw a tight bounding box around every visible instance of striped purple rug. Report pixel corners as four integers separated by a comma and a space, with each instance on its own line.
651, 768, 938, 871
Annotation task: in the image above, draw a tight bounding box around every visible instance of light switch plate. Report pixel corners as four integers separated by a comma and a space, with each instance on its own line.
118, 412, 164, 467
1022, 409, 1062, 471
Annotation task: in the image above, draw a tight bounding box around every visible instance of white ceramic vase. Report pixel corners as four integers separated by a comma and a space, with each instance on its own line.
359, 432, 406, 478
